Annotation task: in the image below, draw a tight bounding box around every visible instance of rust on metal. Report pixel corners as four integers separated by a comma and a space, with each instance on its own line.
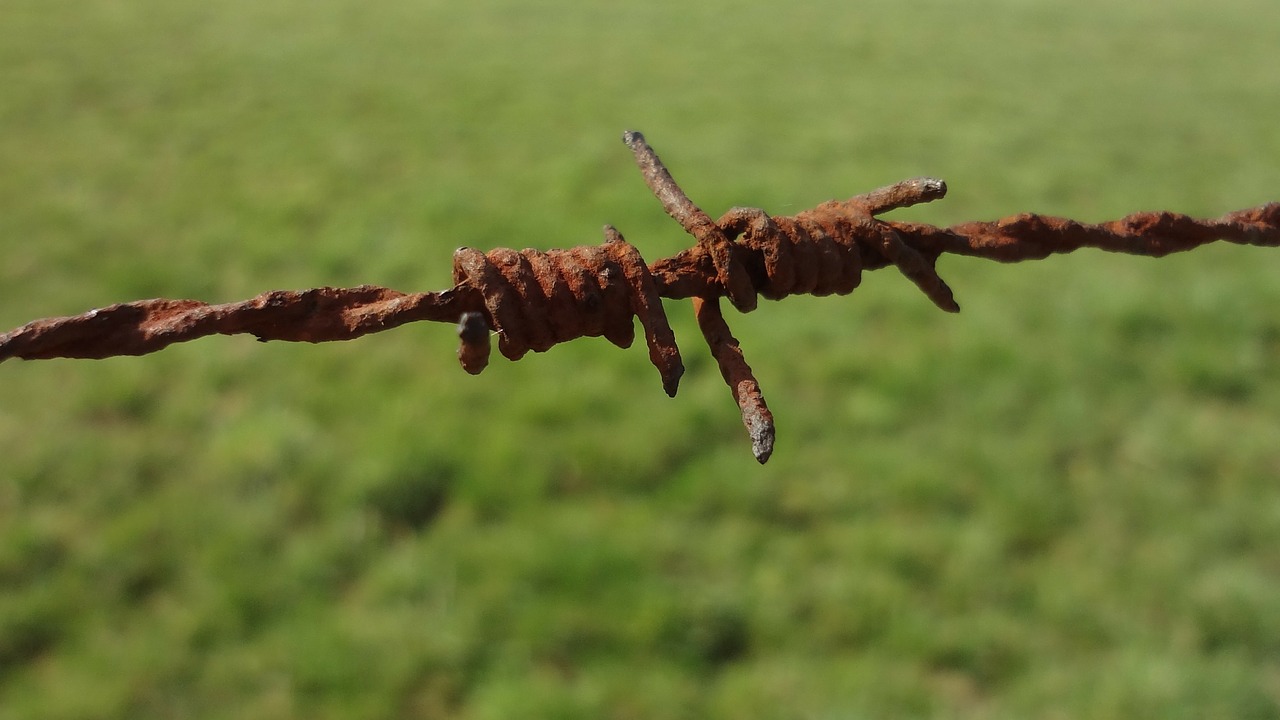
2, 130, 1279, 462
455, 311, 491, 375
693, 296, 774, 464
624, 131, 757, 312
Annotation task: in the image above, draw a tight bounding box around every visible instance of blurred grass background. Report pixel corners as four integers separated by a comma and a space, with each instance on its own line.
2, 0, 1280, 717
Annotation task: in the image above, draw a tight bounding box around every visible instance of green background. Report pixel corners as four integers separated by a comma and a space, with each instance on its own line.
2, 0, 1280, 717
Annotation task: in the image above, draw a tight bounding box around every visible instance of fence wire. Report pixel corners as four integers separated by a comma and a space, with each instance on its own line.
3, 131, 1278, 462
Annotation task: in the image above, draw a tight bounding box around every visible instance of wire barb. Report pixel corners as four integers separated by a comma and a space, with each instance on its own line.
623, 130, 758, 312
693, 296, 774, 464
2, 131, 1279, 463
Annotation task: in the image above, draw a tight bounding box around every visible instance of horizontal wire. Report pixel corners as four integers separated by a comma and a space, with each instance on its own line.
2, 131, 1277, 462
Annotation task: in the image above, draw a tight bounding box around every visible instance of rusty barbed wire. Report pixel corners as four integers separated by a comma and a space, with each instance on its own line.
2, 131, 1279, 463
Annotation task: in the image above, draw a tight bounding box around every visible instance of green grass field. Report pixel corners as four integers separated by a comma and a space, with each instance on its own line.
3, 0, 1280, 717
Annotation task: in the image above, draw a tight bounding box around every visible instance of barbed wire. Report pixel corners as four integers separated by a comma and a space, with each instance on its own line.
3, 131, 1278, 463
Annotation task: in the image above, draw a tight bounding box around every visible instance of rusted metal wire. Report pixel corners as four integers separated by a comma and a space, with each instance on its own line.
3, 131, 1279, 463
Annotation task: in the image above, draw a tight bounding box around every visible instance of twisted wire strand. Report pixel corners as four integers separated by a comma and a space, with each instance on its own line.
2, 129, 1278, 463
0, 286, 470, 361
906, 202, 1280, 261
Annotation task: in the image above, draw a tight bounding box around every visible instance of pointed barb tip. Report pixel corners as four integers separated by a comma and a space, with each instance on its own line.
750, 415, 775, 464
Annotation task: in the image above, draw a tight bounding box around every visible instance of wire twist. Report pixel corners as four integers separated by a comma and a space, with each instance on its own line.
450, 227, 683, 396
718, 178, 958, 311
